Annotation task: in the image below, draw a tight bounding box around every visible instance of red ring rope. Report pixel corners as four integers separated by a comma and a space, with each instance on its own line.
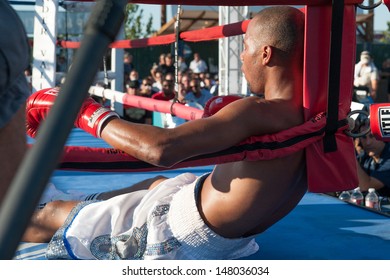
58, 20, 250, 49
88, 86, 204, 121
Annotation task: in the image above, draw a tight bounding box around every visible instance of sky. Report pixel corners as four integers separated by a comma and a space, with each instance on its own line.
372, 3, 389, 31
10, 1, 389, 32
140, 4, 389, 32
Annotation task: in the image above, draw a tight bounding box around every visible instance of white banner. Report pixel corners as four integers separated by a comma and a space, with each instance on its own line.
2, 260, 389, 279
32, 0, 58, 92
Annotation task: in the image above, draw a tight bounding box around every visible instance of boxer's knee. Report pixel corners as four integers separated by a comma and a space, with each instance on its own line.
24, 200, 77, 242
149, 175, 168, 190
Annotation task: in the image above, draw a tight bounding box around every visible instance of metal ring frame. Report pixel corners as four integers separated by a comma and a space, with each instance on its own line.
357, 0, 383, 10
344, 109, 371, 138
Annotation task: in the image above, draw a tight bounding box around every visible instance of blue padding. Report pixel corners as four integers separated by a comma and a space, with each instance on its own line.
244, 193, 390, 260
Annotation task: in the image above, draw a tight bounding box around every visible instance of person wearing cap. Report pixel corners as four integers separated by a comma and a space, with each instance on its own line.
0, 2, 31, 204
355, 122, 390, 198
354, 51, 380, 103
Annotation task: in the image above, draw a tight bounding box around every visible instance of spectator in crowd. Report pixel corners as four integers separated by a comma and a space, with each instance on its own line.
201, 72, 215, 90
355, 122, 390, 197
123, 52, 134, 87
198, 72, 207, 88
125, 69, 141, 95
151, 78, 176, 128
164, 72, 175, 83
178, 56, 188, 73
124, 70, 149, 123
151, 79, 175, 101
158, 53, 166, 67
150, 63, 159, 82
354, 51, 380, 103
139, 77, 153, 98
180, 72, 191, 94
139, 77, 154, 124
189, 52, 208, 74
210, 74, 219, 96
151, 70, 163, 93
185, 78, 213, 107
150, 53, 166, 82
0, 1, 31, 204
157, 53, 175, 76
123, 52, 134, 76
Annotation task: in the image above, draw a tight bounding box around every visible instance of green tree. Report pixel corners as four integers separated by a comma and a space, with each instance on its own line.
124, 4, 155, 39
379, 21, 390, 43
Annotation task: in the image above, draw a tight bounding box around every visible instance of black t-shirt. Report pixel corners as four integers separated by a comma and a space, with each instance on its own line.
157, 64, 175, 76
360, 142, 390, 197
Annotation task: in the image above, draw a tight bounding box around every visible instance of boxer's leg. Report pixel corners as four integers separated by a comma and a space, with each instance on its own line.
39, 176, 168, 204
22, 200, 78, 243
24, 176, 168, 242
96, 175, 168, 200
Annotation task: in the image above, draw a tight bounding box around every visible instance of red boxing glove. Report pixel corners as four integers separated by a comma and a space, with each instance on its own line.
202, 95, 242, 118
26, 87, 119, 138
370, 103, 390, 141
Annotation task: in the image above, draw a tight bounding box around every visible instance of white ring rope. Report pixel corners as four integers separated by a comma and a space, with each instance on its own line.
174, 5, 182, 95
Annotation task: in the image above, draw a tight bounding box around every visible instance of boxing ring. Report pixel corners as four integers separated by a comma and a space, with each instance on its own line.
14, 128, 390, 260
3, 0, 390, 260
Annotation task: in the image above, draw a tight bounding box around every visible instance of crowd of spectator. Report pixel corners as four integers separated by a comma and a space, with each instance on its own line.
121, 51, 219, 127
327, 51, 390, 209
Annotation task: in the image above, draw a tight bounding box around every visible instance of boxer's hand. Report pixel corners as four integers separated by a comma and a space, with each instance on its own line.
26, 88, 58, 138
202, 95, 242, 118
75, 97, 119, 138
26, 87, 119, 138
